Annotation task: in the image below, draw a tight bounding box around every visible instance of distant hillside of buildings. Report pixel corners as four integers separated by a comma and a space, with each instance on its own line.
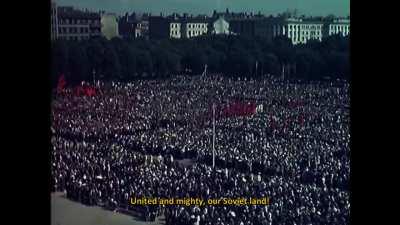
51, 2, 349, 45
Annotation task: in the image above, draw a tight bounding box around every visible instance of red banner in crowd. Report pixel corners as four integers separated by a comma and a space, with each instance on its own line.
221, 101, 257, 117
74, 85, 97, 97
57, 74, 66, 94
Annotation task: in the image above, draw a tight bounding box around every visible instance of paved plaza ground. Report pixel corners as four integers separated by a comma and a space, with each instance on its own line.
51, 192, 164, 225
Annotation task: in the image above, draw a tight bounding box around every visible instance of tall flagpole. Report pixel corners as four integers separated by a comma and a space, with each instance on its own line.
93, 69, 96, 86
212, 102, 216, 168
255, 61, 258, 77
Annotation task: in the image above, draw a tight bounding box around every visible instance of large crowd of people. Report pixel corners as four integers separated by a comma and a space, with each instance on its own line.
51, 74, 350, 225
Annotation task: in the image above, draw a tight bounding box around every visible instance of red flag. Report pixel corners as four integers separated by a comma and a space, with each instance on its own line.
85, 87, 96, 96
57, 74, 66, 94
222, 101, 256, 117
73, 85, 97, 97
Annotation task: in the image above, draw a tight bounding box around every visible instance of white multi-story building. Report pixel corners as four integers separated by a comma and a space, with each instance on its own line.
57, 7, 101, 41
170, 22, 181, 38
183, 21, 208, 38
268, 17, 349, 45
167, 17, 208, 39
287, 22, 323, 44
273, 18, 323, 45
51, 1, 58, 41
327, 19, 350, 36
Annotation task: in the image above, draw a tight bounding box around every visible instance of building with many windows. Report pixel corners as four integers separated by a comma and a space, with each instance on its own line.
267, 17, 349, 44
211, 10, 349, 44
57, 6, 101, 41
148, 11, 349, 44
324, 18, 350, 37
51, 1, 58, 41
169, 21, 182, 38
284, 18, 324, 44
150, 14, 209, 39
182, 17, 209, 39
258, 17, 324, 45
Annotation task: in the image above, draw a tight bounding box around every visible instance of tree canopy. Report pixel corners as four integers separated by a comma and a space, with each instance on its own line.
51, 34, 350, 87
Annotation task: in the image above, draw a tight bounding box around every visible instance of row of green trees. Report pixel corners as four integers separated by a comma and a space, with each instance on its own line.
51, 34, 349, 86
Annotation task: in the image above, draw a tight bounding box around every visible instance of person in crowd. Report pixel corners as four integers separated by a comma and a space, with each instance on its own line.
51, 75, 350, 225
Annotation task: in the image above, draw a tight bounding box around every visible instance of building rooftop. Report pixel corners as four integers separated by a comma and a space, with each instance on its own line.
332, 18, 350, 24
58, 6, 100, 19
162, 15, 211, 23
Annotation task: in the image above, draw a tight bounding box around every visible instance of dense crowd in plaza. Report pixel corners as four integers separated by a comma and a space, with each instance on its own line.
51, 75, 350, 225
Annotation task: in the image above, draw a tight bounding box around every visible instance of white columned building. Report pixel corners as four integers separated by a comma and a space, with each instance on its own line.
328, 19, 350, 36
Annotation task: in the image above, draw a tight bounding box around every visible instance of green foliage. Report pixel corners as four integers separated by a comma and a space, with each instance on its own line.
68, 41, 90, 85
51, 34, 349, 87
